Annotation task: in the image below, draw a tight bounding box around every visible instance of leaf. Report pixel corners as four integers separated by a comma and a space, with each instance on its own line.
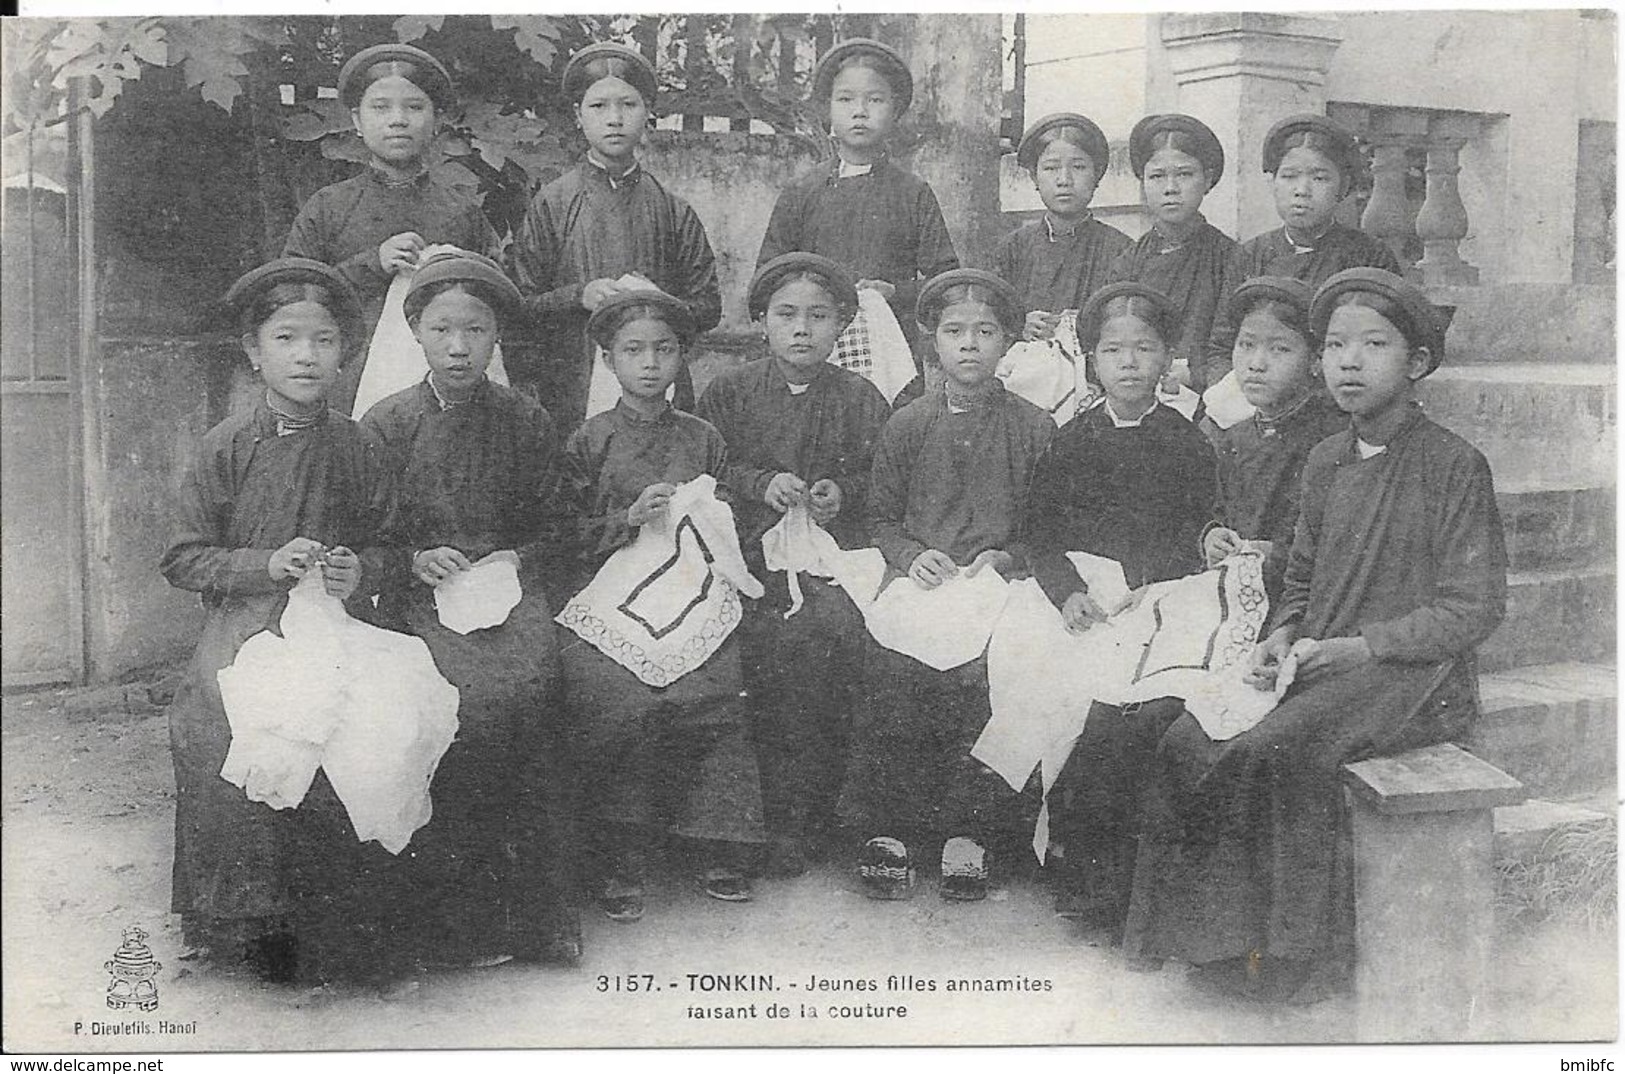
279, 97, 354, 142
163, 19, 256, 111
489, 15, 562, 68
319, 133, 371, 164
393, 15, 445, 43
45, 18, 167, 119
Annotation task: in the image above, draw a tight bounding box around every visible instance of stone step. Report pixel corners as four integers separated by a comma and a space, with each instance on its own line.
1464, 662, 1616, 797
1497, 485, 1614, 573
1433, 283, 1616, 367
1492, 797, 1613, 861
1417, 362, 1615, 492
1478, 564, 1615, 672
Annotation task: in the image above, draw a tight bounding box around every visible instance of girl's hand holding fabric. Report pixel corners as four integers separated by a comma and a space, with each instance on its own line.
320, 546, 361, 600
764, 472, 808, 513
1061, 589, 1112, 634
808, 479, 842, 525
965, 548, 1013, 580
1204, 525, 1242, 567
269, 537, 326, 581
627, 482, 678, 527
1293, 635, 1373, 683
1244, 626, 1297, 690
1023, 310, 1060, 341
909, 549, 959, 589
378, 231, 426, 274
855, 278, 896, 299
413, 546, 473, 587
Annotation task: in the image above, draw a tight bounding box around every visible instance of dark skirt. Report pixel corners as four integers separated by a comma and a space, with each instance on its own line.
839, 643, 1032, 845
1123, 657, 1477, 967
1046, 696, 1186, 927
737, 576, 866, 836
168, 595, 404, 983
560, 630, 764, 847
382, 584, 580, 964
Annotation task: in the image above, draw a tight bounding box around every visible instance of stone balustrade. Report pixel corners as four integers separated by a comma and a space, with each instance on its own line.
1329, 103, 1495, 286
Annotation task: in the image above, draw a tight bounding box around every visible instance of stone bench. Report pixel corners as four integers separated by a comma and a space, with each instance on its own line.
1342, 742, 1527, 1042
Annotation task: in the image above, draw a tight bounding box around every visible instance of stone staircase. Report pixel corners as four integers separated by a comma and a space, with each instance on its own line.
1417, 360, 1617, 852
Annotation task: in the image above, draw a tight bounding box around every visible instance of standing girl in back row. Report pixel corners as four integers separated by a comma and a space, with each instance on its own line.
513, 42, 722, 430
284, 44, 501, 416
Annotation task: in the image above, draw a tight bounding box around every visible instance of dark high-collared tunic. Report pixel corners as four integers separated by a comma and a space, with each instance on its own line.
695, 357, 891, 834
556, 402, 763, 847
359, 379, 578, 961
160, 401, 394, 981
992, 215, 1132, 319
512, 162, 722, 430
1211, 391, 1348, 603
1107, 218, 1238, 391
867, 384, 1055, 574
840, 385, 1055, 838
282, 168, 502, 414
1026, 400, 1218, 601
1124, 404, 1508, 972
1203, 223, 1403, 380
757, 158, 960, 353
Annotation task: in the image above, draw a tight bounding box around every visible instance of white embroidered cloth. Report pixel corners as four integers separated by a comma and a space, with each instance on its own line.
998, 310, 1095, 426
556, 474, 763, 687
973, 552, 1270, 858
434, 550, 523, 634
351, 244, 510, 420
217, 572, 460, 853
861, 567, 1012, 671
760, 504, 887, 619
829, 289, 918, 405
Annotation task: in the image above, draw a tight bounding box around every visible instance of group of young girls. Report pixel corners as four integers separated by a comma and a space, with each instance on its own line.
163, 36, 1507, 1005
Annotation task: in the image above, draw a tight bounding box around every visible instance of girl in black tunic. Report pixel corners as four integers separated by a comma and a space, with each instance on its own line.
161, 259, 394, 985
284, 44, 501, 415
359, 249, 582, 967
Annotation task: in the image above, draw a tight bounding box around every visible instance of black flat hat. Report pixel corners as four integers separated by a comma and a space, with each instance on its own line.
1016, 112, 1109, 177
338, 44, 454, 111
1076, 281, 1182, 349
223, 257, 365, 355
1310, 267, 1448, 376
562, 42, 658, 106
1226, 275, 1315, 325
586, 288, 696, 350
748, 253, 859, 320
812, 38, 913, 115
406, 248, 522, 323
1129, 113, 1224, 187
1262, 113, 1361, 178
916, 268, 1023, 335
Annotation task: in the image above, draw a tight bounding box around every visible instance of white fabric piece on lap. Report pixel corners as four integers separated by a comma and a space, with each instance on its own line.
351, 243, 510, 421
217, 572, 460, 852
1202, 369, 1256, 430
434, 550, 523, 634
760, 504, 886, 618
829, 289, 917, 405
973, 553, 1271, 859
556, 474, 763, 687
862, 567, 1011, 671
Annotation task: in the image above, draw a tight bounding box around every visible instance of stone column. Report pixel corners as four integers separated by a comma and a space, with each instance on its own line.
1160, 12, 1343, 239
903, 13, 1005, 263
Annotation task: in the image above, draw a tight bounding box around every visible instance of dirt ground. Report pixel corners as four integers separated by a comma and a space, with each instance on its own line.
1, 683, 1615, 1052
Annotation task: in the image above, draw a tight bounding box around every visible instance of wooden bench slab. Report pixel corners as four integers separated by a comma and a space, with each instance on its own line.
1344, 742, 1527, 815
